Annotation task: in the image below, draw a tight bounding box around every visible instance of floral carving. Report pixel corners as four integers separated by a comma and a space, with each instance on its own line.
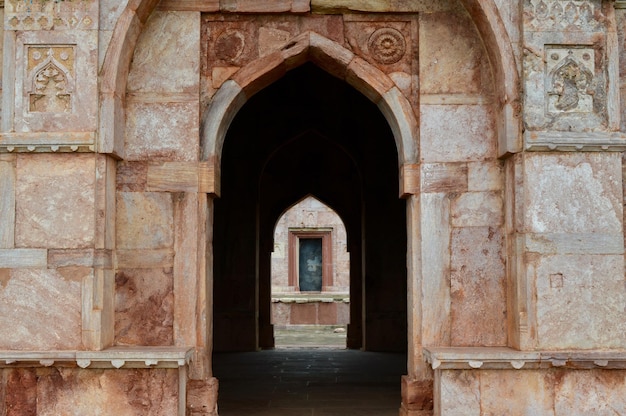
367, 28, 406, 65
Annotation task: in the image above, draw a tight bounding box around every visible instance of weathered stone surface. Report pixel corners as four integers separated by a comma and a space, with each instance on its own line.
479, 370, 555, 414
125, 101, 199, 161
5, 368, 37, 416
187, 378, 219, 416
554, 370, 626, 415
437, 369, 626, 415
420, 105, 496, 163
0, 249, 47, 268
467, 161, 503, 192
117, 161, 148, 192
100, 0, 129, 31
450, 192, 503, 228
115, 268, 174, 346
312, 0, 459, 13
421, 163, 468, 194
15, 154, 95, 249
532, 253, 626, 349
419, 11, 492, 95
438, 370, 480, 414
0, 157, 15, 248
421, 193, 451, 347
0, 268, 83, 350
127, 12, 200, 93
450, 227, 506, 346
524, 153, 622, 234
116, 192, 174, 250
37, 368, 178, 416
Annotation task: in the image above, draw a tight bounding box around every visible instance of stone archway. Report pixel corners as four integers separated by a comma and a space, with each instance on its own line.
102, 2, 520, 414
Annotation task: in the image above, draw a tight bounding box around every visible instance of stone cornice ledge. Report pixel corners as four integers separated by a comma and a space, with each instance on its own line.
0, 346, 194, 369
424, 347, 626, 371
0, 132, 96, 153
524, 131, 626, 152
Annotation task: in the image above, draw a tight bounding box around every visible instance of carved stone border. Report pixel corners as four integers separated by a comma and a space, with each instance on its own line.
524, 131, 626, 152
0, 346, 194, 369
424, 347, 626, 371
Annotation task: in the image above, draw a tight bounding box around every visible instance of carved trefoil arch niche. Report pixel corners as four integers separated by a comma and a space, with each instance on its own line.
546, 47, 594, 113
27, 45, 75, 113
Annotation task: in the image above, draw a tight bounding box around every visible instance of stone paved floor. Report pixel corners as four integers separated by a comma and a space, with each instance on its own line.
213, 327, 406, 416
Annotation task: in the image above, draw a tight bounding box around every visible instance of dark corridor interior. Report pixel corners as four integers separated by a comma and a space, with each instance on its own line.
213, 63, 407, 353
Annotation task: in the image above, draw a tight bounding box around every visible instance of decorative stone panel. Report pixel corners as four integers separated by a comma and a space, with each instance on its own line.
5, 0, 98, 31
12, 30, 98, 133
546, 47, 595, 114
524, 0, 605, 32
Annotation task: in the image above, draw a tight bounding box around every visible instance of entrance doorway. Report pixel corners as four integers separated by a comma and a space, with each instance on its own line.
212, 62, 407, 411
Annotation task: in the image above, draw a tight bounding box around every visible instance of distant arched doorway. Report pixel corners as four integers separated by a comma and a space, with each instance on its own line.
271, 195, 351, 348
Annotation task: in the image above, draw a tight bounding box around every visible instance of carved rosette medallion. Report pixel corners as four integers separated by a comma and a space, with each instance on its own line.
215, 30, 246, 63
546, 48, 594, 113
367, 28, 406, 65
27, 46, 75, 113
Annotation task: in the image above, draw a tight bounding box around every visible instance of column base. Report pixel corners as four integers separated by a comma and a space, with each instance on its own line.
400, 375, 433, 415
187, 377, 219, 416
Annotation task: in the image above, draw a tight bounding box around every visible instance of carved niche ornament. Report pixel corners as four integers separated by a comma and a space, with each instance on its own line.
368, 28, 406, 65
27, 46, 75, 113
547, 49, 594, 113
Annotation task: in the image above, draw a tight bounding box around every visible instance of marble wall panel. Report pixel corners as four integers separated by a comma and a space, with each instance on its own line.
420, 105, 497, 163
619, 10, 626, 132
438, 369, 626, 415
532, 254, 626, 349
467, 161, 504, 192
480, 370, 555, 414
125, 101, 199, 162
15, 154, 95, 249
4, 368, 37, 415
127, 12, 200, 93
438, 370, 480, 415
0, 268, 83, 350
115, 268, 174, 346
524, 153, 622, 234
450, 192, 503, 228
419, 10, 493, 95
554, 370, 626, 415
0, 155, 15, 248
116, 192, 174, 250
450, 227, 506, 346
36, 368, 178, 416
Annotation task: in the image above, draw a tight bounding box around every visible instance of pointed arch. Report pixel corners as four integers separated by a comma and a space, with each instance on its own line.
200, 31, 419, 182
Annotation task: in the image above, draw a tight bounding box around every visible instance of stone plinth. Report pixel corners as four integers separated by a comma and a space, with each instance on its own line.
425, 347, 626, 415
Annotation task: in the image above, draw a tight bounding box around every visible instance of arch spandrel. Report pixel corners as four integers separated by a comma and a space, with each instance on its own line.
100, 0, 520, 160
